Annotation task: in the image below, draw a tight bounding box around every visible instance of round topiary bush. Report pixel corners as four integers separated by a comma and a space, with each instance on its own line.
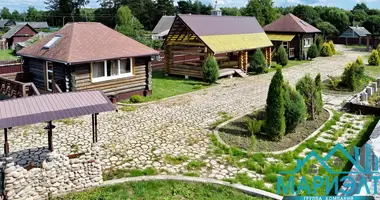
248, 49, 267, 74
202, 55, 219, 84
355, 56, 364, 66
368, 50, 380, 66
130, 95, 143, 103
320, 43, 333, 57
276, 45, 288, 66
284, 82, 306, 133
307, 44, 318, 59
328, 41, 336, 55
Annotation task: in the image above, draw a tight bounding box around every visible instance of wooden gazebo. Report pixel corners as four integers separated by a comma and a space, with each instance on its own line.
163, 14, 273, 79
0, 91, 116, 156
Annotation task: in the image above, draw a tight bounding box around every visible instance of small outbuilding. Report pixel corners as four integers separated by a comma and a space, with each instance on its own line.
338, 26, 371, 47
1, 24, 38, 49
16, 22, 49, 30
152, 16, 175, 40
0, 19, 16, 29
17, 22, 158, 101
263, 13, 321, 60
163, 14, 273, 79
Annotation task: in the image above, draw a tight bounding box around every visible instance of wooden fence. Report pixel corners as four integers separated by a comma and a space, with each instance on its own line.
0, 60, 23, 75
0, 74, 40, 98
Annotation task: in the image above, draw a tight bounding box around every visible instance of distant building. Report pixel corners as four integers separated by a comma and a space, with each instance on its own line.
16, 22, 49, 30
339, 26, 371, 46
264, 13, 321, 60
1, 24, 38, 49
211, 0, 222, 16
0, 19, 16, 29
152, 16, 175, 41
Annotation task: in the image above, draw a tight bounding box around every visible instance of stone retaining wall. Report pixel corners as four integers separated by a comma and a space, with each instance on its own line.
348, 78, 380, 115
2, 143, 102, 200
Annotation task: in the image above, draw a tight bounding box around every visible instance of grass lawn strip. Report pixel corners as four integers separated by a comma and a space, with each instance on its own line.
211, 111, 378, 195
55, 180, 269, 200
0, 50, 18, 60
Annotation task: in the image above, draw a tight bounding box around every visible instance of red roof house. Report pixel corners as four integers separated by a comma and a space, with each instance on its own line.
18, 22, 159, 101
263, 13, 321, 60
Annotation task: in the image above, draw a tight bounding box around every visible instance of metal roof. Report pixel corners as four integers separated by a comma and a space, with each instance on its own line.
200, 33, 273, 54
2, 24, 34, 39
178, 15, 265, 36
349, 26, 371, 37
267, 33, 296, 42
16, 22, 49, 29
0, 19, 16, 28
152, 16, 175, 34
264, 13, 321, 33
0, 91, 116, 129
18, 22, 159, 64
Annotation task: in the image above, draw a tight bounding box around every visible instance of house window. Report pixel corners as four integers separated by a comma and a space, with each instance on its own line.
304, 38, 312, 47
92, 58, 133, 82
282, 41, 289, 51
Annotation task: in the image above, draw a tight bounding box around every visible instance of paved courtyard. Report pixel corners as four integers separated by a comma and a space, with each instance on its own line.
3, 46, 369, 180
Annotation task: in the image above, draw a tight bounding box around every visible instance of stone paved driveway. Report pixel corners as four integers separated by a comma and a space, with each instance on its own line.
3, 46, 369, 179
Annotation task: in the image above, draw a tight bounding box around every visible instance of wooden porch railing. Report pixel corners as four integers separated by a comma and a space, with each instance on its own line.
0, 76, 40, 98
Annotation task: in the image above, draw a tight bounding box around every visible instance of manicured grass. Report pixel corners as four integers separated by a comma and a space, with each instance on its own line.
322, 75, 374, 95
365, 65, 380, 78
344, 45, 367, 49
218, 109, 329, 152
102, 167, 157, 181
122, 71, 210, 103
0, 50, 18, 60
269, 60, 311, 71
55, 180, 265, 200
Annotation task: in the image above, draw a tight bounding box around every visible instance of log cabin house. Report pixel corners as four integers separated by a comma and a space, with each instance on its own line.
17, 22, 158, 101
163, 14, 273, 79
263, 13, 321, 60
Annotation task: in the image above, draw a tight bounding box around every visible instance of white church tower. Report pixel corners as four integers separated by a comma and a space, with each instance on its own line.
211, 0, 222, 16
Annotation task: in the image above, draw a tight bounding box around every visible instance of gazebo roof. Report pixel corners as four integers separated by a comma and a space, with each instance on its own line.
0, 91, 116, 129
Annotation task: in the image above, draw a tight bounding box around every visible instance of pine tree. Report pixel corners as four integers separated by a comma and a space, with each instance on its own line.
284, 82, 307, 133
249, 49, 267, 74
202, 55, 219, 84
315, 73, 323, 114
277, 45, 288, 66
266, 66, 286, 140
296, 74, 318, 120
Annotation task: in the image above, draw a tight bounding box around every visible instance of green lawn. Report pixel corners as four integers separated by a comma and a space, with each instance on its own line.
0, 50, 18, 60
55, 180, 266, 200
269, 60, 311, 71
344, 45, 367, 49
365, 65, 380, 78
122, 71, 210, 103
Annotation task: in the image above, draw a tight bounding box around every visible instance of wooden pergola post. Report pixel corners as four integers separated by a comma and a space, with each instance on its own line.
164, 46, 172, 75
4, 128, 9, 156
45, 121, 55, 152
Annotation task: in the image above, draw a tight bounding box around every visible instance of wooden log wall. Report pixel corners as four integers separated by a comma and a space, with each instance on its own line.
23, 58, 45, 89
265, 47, 272, 66
73, 58, 148, 96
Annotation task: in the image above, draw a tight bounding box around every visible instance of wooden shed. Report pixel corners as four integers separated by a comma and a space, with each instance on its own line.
263, 13, 321, 60
1, 24, 38, 49
17, 22, 158, 101
163, 14, 273, 79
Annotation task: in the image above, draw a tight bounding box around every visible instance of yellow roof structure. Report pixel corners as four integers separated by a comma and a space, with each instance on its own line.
267, 34, 295, 42
200, 33, 273, 54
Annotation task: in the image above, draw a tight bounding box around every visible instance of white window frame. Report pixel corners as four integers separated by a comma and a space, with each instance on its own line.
46, 61, 54, 91
91, 58, 133, 82
304, 38, 312, 47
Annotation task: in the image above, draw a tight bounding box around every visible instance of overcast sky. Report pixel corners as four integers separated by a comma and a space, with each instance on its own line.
1, 0, 380, 12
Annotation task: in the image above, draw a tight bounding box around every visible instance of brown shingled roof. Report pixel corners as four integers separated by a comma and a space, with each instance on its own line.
263, 13, 321, 33
17, 22, 158, 64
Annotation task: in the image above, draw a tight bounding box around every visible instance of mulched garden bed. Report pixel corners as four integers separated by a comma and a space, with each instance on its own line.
218, 109, 329, 152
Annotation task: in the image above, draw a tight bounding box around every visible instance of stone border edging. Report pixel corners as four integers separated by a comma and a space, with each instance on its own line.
102, 175, 283, 200
213, 107, 333, 155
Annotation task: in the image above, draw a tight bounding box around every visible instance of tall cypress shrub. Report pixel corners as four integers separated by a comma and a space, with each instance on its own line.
277, 45, 288, 66
266, 66, 286, 140
202, 55, 219, 84
315, 73, 323, 114
296, 74, 317, 120
284, 82, 307, 133
249, 49, 267, 74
